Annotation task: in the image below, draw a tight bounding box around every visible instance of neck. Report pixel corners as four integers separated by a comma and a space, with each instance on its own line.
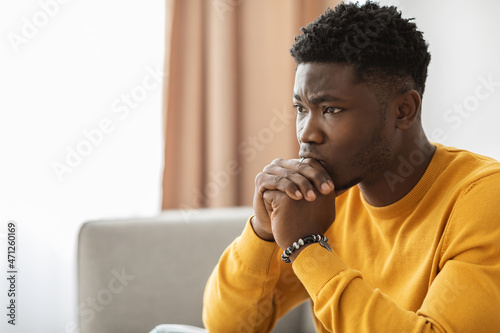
358, 134, 436, 207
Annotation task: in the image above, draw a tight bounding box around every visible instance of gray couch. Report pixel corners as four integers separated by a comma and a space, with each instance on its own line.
78, 207, 315, 333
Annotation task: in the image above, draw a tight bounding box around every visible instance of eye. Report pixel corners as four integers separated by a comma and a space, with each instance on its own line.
294, 104, 308, 114
324, 106, 343, 114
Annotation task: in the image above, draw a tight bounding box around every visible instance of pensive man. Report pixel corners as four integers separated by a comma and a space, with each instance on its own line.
202, 1, 500, 332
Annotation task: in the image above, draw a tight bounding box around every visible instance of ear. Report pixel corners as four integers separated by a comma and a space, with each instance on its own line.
395, 90, 421, 130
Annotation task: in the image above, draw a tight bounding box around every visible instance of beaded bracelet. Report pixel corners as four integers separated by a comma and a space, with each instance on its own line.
281, 234, 332, 263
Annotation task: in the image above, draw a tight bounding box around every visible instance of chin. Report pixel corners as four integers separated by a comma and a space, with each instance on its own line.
323, 163, 362, 192
333, 176, 363, 193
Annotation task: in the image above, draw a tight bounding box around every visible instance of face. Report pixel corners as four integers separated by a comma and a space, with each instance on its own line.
294, 62, 394, 191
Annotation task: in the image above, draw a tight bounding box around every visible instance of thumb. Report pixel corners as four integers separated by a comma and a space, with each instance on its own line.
263, 190, 274, 214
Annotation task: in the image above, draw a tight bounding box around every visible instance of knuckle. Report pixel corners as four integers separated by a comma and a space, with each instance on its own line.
262, 190, 272, 200
263, 164, 273, 173
298, 181, 312, 192
284, 182, 297, 193
273, 175, 283, 184
254, 172, 264, 185
322, 172, 331, 183
271, 158, 283, 165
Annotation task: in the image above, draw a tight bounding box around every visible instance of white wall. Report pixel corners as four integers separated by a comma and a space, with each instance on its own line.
0, 0, 165, 332
357, 0, 500, 160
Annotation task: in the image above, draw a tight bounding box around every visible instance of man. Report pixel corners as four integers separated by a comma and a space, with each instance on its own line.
203, 2, 500, 332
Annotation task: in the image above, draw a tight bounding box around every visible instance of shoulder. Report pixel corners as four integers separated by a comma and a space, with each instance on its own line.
437, 143, 500, 171
434, 144, 500, 222
433, 143, 500, 194
437, 146, 500, 261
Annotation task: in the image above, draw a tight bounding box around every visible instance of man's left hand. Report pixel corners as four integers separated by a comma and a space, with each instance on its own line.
263, 189, 336, 256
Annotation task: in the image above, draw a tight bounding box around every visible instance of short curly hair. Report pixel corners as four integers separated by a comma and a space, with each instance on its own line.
290, 1, 431, 103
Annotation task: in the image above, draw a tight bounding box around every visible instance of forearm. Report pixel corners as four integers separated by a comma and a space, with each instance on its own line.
202, 218, 282, 332
293, 243, 500, 333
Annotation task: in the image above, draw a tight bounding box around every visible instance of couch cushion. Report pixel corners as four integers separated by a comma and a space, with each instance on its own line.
78, 207, 312, 333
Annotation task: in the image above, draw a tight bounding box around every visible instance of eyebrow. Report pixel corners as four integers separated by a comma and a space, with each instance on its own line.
293, 93, 346, 104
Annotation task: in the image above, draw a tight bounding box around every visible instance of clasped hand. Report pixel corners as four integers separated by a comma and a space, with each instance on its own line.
252, 157, 339, 253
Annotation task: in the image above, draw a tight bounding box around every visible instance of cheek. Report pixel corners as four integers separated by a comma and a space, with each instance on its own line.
295, 117, 304, 141
325, 117, 384, 170
327, 118, 369, 151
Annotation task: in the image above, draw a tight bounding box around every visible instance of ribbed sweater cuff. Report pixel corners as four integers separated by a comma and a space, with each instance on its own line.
292, 243, 348, 297
236, 216, 280, 272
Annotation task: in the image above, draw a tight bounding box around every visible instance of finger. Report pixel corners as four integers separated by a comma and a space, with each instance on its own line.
255, 171, 305, 200
261, 163, 322, 200
259, 166, 321, 202
269, 158, 334, 196
262, 191, 274, 211
294, 157, 335, 195
279, 170, 318, 201
263, 161, 328, 200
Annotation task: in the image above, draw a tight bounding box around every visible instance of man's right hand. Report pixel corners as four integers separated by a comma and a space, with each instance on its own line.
251, 157, 335, 241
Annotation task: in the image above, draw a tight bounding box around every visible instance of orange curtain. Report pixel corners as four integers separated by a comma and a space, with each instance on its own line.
161, 0, 340, 210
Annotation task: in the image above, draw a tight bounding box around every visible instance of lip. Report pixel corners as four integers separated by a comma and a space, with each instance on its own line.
300, 153, 326, 166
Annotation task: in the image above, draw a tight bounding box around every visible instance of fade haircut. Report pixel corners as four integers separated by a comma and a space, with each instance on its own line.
290, 1, 431, 108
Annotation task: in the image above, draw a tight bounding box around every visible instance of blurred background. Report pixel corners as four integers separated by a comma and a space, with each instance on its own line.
1, 0, 500, 331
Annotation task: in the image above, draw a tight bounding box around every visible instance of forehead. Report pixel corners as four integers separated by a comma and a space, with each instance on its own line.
293, 62, 359, 101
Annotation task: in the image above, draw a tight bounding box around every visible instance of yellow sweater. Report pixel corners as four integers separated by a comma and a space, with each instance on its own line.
203, 144, 500, 332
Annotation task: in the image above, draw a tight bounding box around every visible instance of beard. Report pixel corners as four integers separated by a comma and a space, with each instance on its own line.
329, 121, 392, 192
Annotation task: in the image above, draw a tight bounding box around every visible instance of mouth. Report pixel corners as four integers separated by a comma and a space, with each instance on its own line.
300, 153, 326, 167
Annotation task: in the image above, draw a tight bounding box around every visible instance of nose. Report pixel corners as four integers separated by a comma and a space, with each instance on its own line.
298, 113, 324, 144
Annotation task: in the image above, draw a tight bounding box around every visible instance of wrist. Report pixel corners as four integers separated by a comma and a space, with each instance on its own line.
281, 234, 332, 264
236, 217, 280, 272
288, 244, 311, 263
250, 216, 274, 241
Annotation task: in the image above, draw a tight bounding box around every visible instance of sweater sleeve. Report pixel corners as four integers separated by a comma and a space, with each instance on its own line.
202, 216, 310, 332
292, 175, 500, 332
